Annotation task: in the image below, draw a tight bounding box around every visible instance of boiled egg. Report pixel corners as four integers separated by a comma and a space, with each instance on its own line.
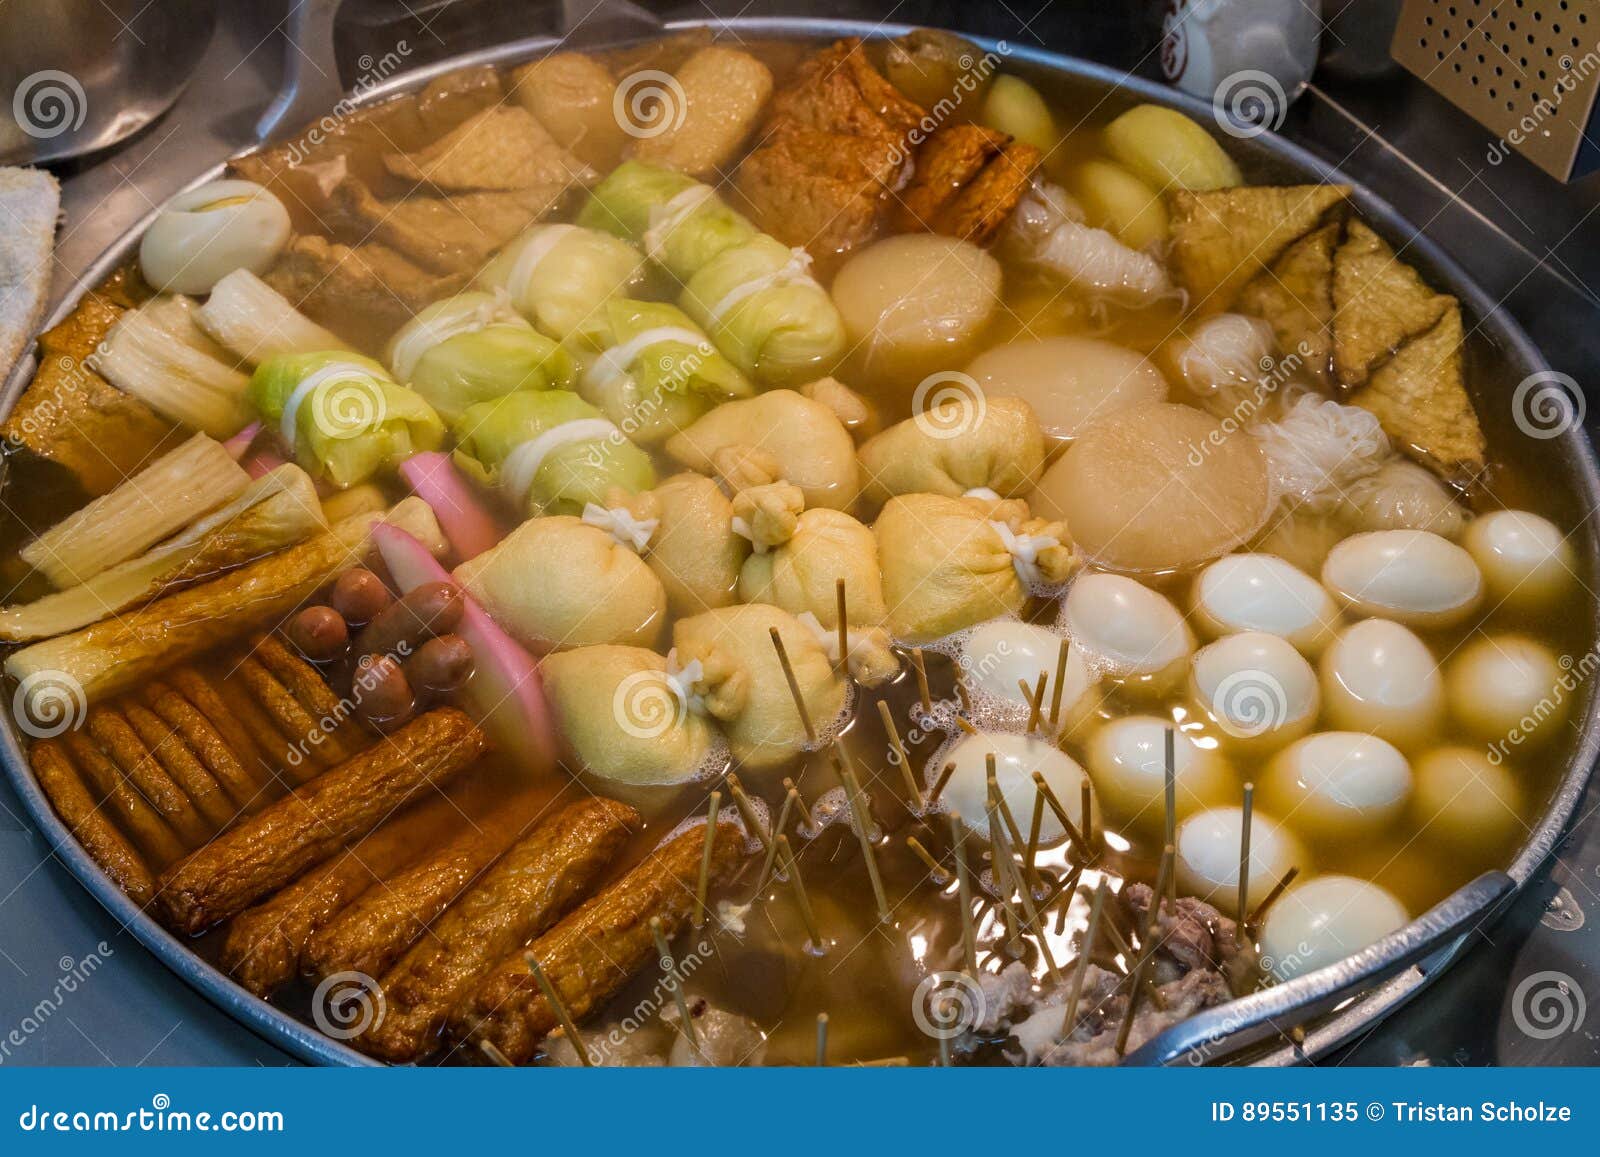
1321, 529, 1483, 628
1462, 510, 1576, 614
1060, 573, 1193, 695
1410, 746, 1524, 850
1085, 715, 1233, 831
1263, 732, 1412, 840
1174, 805, 1304, 917
958, 619, 1096, 732
1444, 633, 1568, 746
936, 730, 1094, 847
1318, 619, 1445, 752
1189, 631, 1319, 753
139, 179, 291, 295
1190, 552, 1341, 657
1259, 875, 1408, 981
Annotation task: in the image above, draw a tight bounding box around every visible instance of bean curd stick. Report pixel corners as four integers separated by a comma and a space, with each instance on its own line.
1237, 783, 1255, 947
905, 835, 952, 885
911, 648, 932, 715
725, 773, 769, 850
693, 791, 722, 930
950, 812, 979, 978
877, 699, 922, 811
776, 835, 822, 950
835, 579, 849, 673
651, 917, 698, 1048
840, 767, 891, 922
523, 953, 591, 1067
1031, 771, 1088, 853
1249, 866, 1301, 932
1062, 879, 1110, 1038
815, 1012, 829, 1067
752, 789, 797, 896
928, 760, 958, 807
768, 628, 817, 745
1050, 639, 1071, 727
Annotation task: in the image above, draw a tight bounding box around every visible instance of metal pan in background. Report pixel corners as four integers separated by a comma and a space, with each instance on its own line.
1, 15, 1594, 1068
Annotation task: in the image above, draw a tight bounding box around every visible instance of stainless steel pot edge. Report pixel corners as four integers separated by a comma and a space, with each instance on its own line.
1, 16, 1594, 1068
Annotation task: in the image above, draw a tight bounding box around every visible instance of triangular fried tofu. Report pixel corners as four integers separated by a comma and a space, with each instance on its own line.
1333, 220, 1449, 388
1350, 301, 1486, 487
1169, 184, 1350, 311
383, 106, 596, 193
1235, 221, 1338, 388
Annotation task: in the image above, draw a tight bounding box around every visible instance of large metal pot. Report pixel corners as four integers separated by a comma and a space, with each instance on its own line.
3, 15, 1595, 1068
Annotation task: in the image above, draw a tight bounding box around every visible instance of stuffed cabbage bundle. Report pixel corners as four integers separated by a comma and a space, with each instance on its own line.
452, 390, 655, 517
247, 352, 445, 488
580, 298, 752, 443
475, 223, 647, 348
387, 291, 576, 422
580, 161, 846, 384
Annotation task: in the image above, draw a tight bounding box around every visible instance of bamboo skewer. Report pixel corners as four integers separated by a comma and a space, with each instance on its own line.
950, 811, 979, 978
651, 917, 698, 1048
983, 783, 1025, 957
955, 716, 979, 736
776, 835, 823, 951
784, 776, 816, 837
1163, 726, 1177, 854
840, 767, 891, 922
835, 579, 849, 673
1049, 862, 1086, 935
906, 835, 951, 884
523, 952, 591, 1067
987, 757, 1040, 897
693, 791, 721, 930
1032, 771, 1088, 853
928, 760, 958, 806
1081, 780, 1095, 854
1062, 879, 1109, 1038
479, 1040, 514, 1067
911, 648, 932, 715
990, 796, 1063, 985
1236, 783, 1255, 947
1050, 638, 1071, 727
956, 682, 972, 717
877, 699, 922, 812
1248, 865, 1301, 932
815, 1012, 829, 1066
1024, 671, 1048, 733
1025, 791, 1045, 888
769, 627, 817, 745
725, 772, 769, 850
831, 740, 881, 840
752, 788, 797, 896
1115, 845, 1173, 1056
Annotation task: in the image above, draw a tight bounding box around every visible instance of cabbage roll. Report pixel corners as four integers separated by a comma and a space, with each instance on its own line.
387, 291, 576, 422
580, 161, 846, 384
452, 389, 655, 517
475, 223, 646, 348
579, 298, 752, 444
247, 352, 445, 488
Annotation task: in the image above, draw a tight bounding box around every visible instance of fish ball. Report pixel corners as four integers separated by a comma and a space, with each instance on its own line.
936, 731, 1093, 846
1033, 402, 1271, 574
958, 619, 1096, 732
1060, 573, 1193, 695
1190, 632, 1319, 753
1190, 553, 1340, 657
1318, 619, 1445, 752
1463, 510, 1576, 613
1321, 529, 1483, 628
1259, 876, 1408, 981
832, 235, 1002, 388
964, 336, 1167, 440
1445, 634, 1569, 747
1263, 732, 1412, 841
1085, 716, 1233, 830
1410, 746, 1524, 850
1175, 806, 1303, 916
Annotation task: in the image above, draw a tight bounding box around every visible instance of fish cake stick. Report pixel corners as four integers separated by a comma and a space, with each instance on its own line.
62, 731, 186, 867
86, 709, 212, 847
455, 821, 743, 1064
157, 708, 485, 934
31, 739, 156, 906
359, 797, 638, 1063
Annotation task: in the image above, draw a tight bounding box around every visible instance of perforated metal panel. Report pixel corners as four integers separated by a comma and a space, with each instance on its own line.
1392, 0, 1600, 180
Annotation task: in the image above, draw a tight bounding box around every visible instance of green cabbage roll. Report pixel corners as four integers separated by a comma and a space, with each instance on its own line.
248, 352, 445, 488
579, 161, 846, 384
387, 291, 577, 423
579, 298, 753, 444
452, 389, 655, 517
475, 223, 646, 349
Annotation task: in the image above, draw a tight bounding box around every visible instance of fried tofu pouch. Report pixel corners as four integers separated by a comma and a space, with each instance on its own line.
1235, 221, 1338, 389
672, 603, 848, 772
665, 388, 860, 510
453, 515, 666, 652
856, 395, 1046, 507
627, 46, 773, 177
1169, 184, 1350, 310
734, 484, 898, 686
1332, 219, 1449, 388
608, 473, 748, 616
875, 493, 1078, 644
542, 645, 720, 786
